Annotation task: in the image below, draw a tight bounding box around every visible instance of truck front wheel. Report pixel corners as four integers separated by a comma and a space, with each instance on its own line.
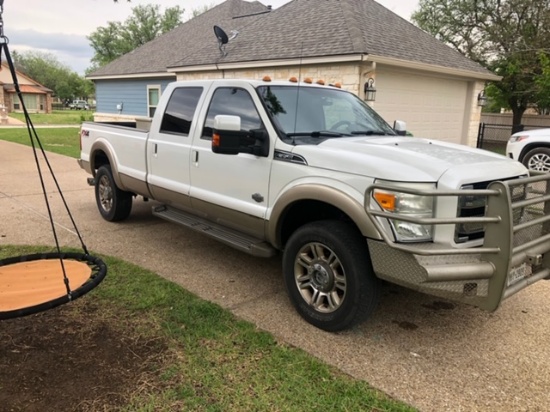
95, 165, 132, 222
282, 221, 380, 332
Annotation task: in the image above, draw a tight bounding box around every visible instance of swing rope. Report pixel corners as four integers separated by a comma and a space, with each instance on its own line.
0, 1, 107, 319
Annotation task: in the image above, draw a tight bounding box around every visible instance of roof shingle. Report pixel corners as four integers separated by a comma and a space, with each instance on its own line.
90, 0, 493, 78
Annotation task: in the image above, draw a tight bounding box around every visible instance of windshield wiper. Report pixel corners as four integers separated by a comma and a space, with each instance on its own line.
350, 130, 389, 136
286, 131, 347, 138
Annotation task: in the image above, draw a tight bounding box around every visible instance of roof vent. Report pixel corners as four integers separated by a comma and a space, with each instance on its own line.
213, 25, 239, 57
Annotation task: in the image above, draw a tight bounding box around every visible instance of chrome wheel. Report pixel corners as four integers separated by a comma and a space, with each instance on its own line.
294, 242, 347, 313
98, 175, 113, 213
527, 152, 550, 172
283, 221, 380, 331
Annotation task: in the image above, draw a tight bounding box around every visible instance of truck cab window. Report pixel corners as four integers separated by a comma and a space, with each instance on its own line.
202, 88, 264, 140
160, 87, 203, 136
257, 85, 395, 142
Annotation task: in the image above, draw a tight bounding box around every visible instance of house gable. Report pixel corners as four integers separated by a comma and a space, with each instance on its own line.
89, 0, 269, 79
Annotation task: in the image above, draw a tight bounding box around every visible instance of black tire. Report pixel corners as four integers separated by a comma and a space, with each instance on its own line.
522, 147, 550, 172
282, 220, 380, 332
94, 165, 132, 222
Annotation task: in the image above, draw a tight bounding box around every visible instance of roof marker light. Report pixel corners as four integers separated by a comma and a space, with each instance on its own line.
289, 77, 298, 83
262, 75, 272, 82
304, 77, 313, 84
316, 79, 325, 85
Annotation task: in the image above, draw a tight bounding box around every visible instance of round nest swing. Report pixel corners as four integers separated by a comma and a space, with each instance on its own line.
0, 1, 107, 320
0, 253, 107, 320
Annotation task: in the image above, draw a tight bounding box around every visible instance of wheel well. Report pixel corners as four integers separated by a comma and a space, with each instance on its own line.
520, 143, 550, 162
278, 200, 356, 247
92, 150, 110, 174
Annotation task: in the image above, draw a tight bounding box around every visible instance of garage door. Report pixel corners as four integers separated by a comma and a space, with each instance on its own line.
374, 69, 468, 144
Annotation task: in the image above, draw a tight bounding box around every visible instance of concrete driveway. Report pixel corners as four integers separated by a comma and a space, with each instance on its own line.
1, 139, 549, 412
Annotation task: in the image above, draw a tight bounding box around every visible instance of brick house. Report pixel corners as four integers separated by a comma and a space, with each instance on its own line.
0, 63, 53, 114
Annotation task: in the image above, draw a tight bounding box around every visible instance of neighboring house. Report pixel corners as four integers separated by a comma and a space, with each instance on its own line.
88, 0, 500, 147
0, 63, 53, 114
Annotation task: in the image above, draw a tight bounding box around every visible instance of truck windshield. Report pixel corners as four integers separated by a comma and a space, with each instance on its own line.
257, 85, 395, 143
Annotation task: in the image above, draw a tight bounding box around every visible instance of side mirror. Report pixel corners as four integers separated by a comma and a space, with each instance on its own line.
212, 115, 243, 155
393, 120, 407, 136
212, 115, 269, 157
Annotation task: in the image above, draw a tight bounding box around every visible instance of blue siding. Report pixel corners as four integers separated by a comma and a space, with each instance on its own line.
95, 78, 175, 116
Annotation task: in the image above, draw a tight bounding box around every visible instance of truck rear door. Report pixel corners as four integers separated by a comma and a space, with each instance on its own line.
146, 86, 205, 209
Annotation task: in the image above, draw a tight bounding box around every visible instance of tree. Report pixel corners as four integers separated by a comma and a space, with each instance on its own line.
88, 4, 184, 67
534, 53, 550, 115
412, 0, 550, 127
12, 51, 94, 100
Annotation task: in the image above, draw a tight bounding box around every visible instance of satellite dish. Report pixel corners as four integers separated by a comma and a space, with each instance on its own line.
213, 25, 239, 57
214, 25, 229, 45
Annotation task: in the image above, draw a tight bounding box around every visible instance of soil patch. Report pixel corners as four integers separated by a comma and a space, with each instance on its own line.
0, 298, 170, 411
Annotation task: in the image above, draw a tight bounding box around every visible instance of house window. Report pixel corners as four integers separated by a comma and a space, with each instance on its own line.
147, 85, 161, 117
23, 94, 38, 111
12, 94, 38, 111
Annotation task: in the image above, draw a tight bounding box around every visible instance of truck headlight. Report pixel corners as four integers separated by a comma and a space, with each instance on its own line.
372, 189, 434, 242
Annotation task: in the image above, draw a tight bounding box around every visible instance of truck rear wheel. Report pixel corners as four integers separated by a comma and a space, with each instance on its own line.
95, 165, 132, 222
282, 220, 380, 331
522, 147, 550, 172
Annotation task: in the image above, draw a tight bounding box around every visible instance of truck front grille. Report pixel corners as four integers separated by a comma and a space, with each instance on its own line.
456, 178, 526, 243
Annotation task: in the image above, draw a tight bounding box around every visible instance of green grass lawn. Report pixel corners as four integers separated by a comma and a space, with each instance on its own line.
0, 127, 80, 158
0, 245, 417, 412
10, 110, 94, 125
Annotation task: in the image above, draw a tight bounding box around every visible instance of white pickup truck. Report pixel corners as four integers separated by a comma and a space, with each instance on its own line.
79, 78, 550, 331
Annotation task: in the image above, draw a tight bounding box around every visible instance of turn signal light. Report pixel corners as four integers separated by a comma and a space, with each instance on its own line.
373, 191, 396, 212
212, 133, 220, 147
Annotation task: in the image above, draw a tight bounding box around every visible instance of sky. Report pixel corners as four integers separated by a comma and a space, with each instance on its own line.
5, 0, 420, 75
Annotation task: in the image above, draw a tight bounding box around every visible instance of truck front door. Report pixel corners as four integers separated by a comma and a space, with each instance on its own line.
189, 85, 272, 239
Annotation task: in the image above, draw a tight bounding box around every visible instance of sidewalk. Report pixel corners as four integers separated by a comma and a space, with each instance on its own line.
1, 139, 550, 412
1, 116, 25, 126
0, 117, 80, 128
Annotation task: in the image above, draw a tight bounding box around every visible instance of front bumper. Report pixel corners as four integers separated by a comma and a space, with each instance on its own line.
365, 173, 550, 311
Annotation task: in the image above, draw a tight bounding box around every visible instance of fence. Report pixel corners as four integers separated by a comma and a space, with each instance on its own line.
477, 114, 550, 152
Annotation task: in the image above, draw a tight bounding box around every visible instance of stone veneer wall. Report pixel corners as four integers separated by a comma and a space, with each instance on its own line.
176, 63, 362, 96
466, 81, 486, 147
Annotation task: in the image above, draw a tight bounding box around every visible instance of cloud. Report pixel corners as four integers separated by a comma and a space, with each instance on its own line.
8, 28, 93, 74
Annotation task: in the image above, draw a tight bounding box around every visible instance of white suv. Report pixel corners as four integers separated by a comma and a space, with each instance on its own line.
506, 128, 550, 172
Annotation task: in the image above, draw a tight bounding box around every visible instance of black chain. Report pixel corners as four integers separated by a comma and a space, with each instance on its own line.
0, 0, 6, 68
0, 0, 5, 40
